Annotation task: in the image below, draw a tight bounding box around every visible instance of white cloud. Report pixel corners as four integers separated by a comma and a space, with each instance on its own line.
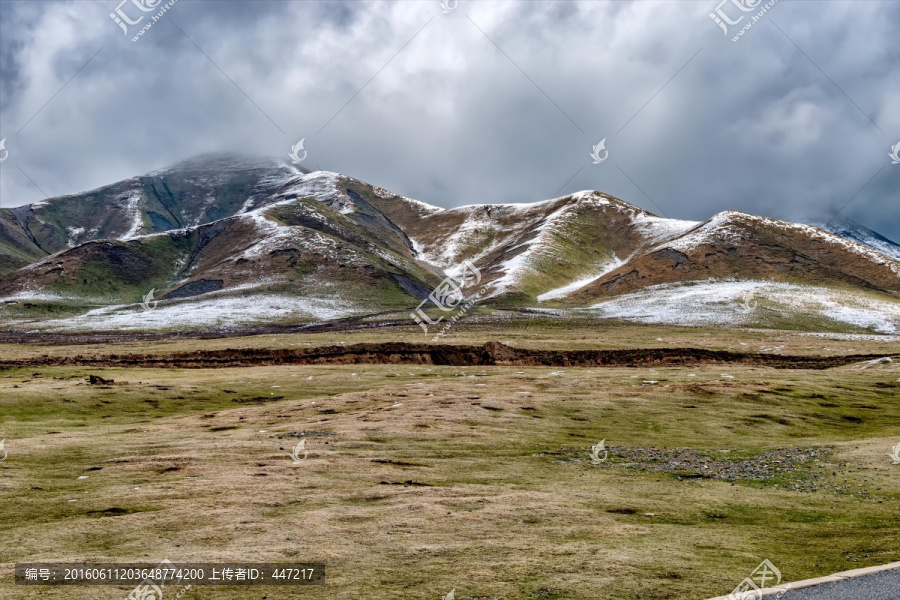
0, 0, 897, 241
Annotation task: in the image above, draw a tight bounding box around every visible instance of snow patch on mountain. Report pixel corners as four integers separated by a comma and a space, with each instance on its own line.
537, 257, 626, 302
238, 212, 299, 260
440, 192, 607, 256
66, 227, 85, 248
251, 159, 306, 190
120, 190, 145, 240
34, 294, 359, 331
489, 192, 657, 296
816, 217, 900, 262
232, 162, 319, 213
372, 184, 444, 214
488, 202, 577, 295
424, 207, 495, 267
0, 291, 109, 304
410, 238, 426, 258
660, 211, 745, 253
420, 191, 699, 287
288, 171, 355, 213
581, 280, 900, 333
629, 212, 700, 247
569, 190, 609, 203
236, 210, 363, 267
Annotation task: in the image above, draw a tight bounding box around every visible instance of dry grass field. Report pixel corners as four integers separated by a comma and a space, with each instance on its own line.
1, 321, 899, 599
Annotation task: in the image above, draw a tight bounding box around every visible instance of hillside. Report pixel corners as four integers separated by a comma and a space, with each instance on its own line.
0, 170, 446, 327
818, 215, 900, 262
567, 211, 900, 301
368, 191, 699, 303
0, 153, 899, 333
0, 154, 308, 276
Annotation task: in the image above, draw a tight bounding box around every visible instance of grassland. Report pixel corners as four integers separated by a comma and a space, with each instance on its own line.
0, 323, 898, 599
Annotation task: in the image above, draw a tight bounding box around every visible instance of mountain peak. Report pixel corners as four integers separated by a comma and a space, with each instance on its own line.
813, 215, 900, 262
148, 152, 309, 177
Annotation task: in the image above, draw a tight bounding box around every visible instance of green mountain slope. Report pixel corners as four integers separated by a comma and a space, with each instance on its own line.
5, 153, 307, 256
1, 154, 899, 333
0, 171, 444, 313
0, 210, 47, 277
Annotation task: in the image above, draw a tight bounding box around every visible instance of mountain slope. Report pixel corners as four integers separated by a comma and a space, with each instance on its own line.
0, 210, 46, 276
817, 216, 900, 262
1, 154, 899, 334
567, 211, 900, 303
0, 154, 307, 267
0, 171, 444, 317
368, 190, 699, 302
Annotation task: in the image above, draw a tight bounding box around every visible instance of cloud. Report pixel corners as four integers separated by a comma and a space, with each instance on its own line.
0, 0, 898, 240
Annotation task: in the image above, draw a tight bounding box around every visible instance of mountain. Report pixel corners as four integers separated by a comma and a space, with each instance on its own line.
0, 210, 46, 275
0, 168, 445, 316
815, 215, 900, 262
0, 153, 898, 333
566, 211, 900, 302
0, 153, 308, 276
367, 191, 698, 303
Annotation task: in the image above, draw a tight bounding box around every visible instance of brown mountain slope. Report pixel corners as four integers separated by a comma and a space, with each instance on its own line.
2, 157, 900, 330
0, 172, 443, 309
567, 211, 900, 302
1, 154, 307, 261
367, 190, 700, 300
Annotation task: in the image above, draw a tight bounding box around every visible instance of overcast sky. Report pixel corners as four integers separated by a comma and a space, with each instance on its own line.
1, 0, 898, 239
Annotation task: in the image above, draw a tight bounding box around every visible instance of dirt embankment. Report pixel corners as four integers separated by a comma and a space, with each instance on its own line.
0, 341, 892, 370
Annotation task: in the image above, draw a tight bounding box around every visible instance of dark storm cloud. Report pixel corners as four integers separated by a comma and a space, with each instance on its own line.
0, 0, 898, 239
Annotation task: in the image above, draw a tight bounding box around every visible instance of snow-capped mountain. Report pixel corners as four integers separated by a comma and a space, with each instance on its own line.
815, 215, 900, 262
1, 153, 899, 333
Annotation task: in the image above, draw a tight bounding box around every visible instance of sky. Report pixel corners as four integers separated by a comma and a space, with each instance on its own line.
0, 0, 898, 240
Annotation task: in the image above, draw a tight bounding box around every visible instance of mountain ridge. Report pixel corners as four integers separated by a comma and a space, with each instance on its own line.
1, 153, 899, 333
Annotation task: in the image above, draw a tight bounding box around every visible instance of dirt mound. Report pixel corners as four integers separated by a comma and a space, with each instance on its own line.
0, 342, 892, 370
